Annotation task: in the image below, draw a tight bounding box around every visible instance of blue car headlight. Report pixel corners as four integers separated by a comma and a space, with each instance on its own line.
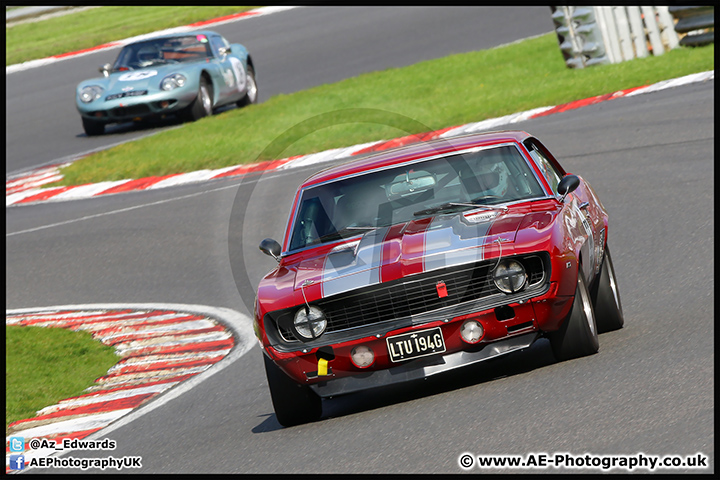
79, 85, 104, 104
160, 73, 187, 91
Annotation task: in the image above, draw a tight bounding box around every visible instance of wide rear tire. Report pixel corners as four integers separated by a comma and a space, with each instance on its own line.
549, 269, 599, 361
590, 246, 624, 333
263, 353, 321, 427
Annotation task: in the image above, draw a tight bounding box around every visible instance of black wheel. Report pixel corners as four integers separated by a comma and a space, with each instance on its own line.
263, 353, 321, 427
590, 246, 624, 333
184, 76, 213, 122
236, 65, 258, 108
82, 117, 104, 136
549, 268, 599, 361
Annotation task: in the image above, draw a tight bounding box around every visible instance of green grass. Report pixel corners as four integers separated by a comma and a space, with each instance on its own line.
6, 6, 258, 66
56, 34, 714, 187
5, 326, 119, 433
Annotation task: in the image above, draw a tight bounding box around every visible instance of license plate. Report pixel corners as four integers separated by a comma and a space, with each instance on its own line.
386, 327, 446, 363
106, 90, 148, 101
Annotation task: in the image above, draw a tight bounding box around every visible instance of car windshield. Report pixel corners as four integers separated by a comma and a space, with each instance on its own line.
287, 143, 546, 251
112, 34, 213, 71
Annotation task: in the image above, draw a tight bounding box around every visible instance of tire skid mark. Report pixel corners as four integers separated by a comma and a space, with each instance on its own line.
5, 307, 238, 471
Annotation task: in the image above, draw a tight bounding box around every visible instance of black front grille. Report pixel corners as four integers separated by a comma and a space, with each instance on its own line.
270, 254, 548, 343
111, 105, 150, 117
322, 264, 495, 331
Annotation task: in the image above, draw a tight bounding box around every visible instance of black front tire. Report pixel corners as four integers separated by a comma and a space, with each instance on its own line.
183, 76, 213, 122
82, 117, 105, 136
236, 65, 258, 108
590, 246, 624, 333
549, 269, 599, 361
263, 353, 321, 427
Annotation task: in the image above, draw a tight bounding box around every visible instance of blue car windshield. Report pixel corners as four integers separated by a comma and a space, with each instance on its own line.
287, 144, 547, 252
112, 34, 213, 71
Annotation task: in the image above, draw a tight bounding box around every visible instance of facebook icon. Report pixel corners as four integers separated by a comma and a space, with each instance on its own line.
10, 454, 25, 471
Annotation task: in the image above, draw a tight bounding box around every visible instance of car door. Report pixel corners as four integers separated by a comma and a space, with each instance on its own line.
524, 138, 599, 280
209, 34, 246, 103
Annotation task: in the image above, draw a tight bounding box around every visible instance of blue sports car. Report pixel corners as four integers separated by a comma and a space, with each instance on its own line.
75, 30, 257, 136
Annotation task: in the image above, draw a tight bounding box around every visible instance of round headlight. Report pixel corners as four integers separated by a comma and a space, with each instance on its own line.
350, 345, 375, 368
79, 86, 103, 103
161, 74, 187, 91
293, 305, 327, 340
460, 320, 484, 344
493, 259, 527, 294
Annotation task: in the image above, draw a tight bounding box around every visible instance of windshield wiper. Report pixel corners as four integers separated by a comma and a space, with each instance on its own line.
315, 226, 377, 243
451, 201, 508, 212
413, 202, 469, 217
413, 200, 508, 217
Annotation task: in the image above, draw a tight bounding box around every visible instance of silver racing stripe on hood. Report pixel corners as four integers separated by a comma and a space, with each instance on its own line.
422, 214, 495, 272
321, 226, 390, 297
318, 210, 505, 297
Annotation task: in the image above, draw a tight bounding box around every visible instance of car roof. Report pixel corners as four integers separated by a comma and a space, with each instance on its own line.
301, 130, 532, 188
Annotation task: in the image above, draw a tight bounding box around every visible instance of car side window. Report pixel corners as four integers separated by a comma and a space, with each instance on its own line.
209, 36, 225, 57
525, 139, 563, 195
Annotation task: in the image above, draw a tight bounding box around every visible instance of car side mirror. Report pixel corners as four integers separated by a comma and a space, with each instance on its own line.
259, 238, 281, 262
218, 46, 232, 56
557, 174, 580, 203
99, 63, 111, 77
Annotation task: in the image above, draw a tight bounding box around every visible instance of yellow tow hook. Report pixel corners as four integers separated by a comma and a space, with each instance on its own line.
317, 357, 329, 376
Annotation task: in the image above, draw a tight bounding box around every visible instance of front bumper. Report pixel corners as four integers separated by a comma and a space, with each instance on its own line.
77, 88, 197, 123
264, 281, 574, 394
309, 331, 538, 397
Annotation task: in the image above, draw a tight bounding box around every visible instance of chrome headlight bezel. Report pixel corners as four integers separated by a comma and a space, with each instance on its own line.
160, 73, 187, 91
79, 85, 104, 104
293, 305, 327, 340
492, 259, 528, 294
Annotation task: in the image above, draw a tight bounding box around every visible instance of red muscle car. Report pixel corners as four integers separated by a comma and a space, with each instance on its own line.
255, 130, 624, 427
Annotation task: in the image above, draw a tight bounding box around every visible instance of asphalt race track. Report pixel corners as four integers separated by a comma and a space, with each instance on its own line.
6, 6, 555, 175
5, 7, 714, 474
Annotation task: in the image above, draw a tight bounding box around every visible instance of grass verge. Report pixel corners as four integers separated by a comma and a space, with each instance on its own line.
56, 34, 714, 187
5, 6, 258, 66
5, 325, 119, 432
